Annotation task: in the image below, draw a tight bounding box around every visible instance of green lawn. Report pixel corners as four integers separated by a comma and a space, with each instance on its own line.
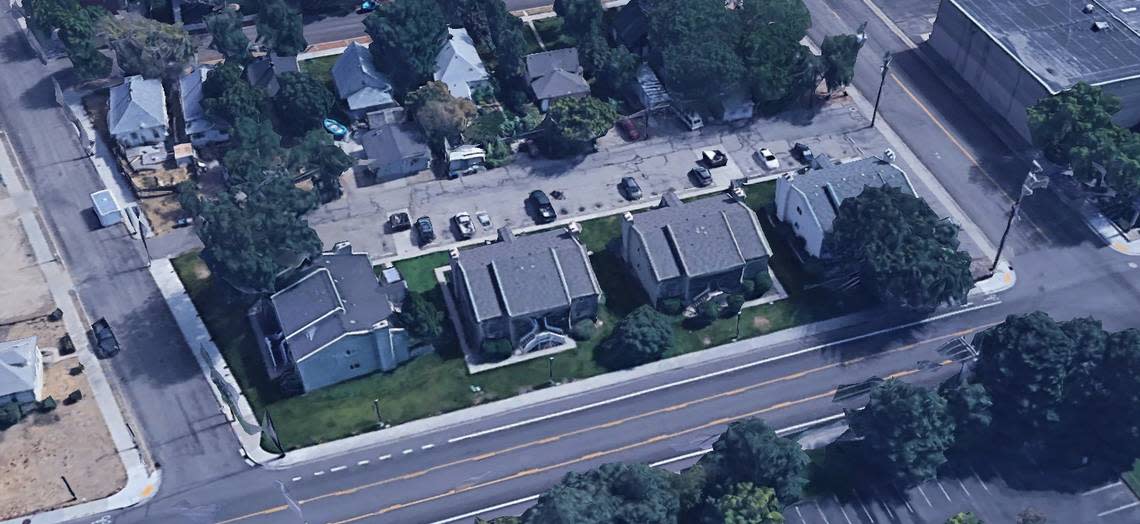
300, 55, 339, 92
1125, 459, 1140, 497
533, 17, 576, 51
173, 186, 866, 451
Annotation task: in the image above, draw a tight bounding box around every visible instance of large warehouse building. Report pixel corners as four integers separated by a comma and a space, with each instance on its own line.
928, 0, 1140, 142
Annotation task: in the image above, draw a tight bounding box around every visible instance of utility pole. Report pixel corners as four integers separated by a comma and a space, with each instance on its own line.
871, 51, 892, 128
991, 161, 1048, 272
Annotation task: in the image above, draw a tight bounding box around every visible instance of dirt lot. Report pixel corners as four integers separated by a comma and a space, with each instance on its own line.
0, 184, 53, 323
0, 357, 125, 519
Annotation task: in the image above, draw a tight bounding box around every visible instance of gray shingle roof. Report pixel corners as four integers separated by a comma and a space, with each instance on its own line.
434, 27, 489, 99
945, 0, 1140, 92
455, 228, 599, 321
361, 123, 429, 166
526, 48, 582, 80
108, 75, 167, 135
630, 192, 770, 281
180, 66, 220, 136
530, 69, 591, 101
0, 337, 38, 398
270, 245, 405, 361
333, 42, 395, 111
789, 155, 916, 231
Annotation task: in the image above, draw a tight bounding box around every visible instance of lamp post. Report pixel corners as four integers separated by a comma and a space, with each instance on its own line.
871, 51, 892, 128
372, 398, 382, 427
990, 161, 1048, 273
547, 356, 555, 385
733, 311, 743, 341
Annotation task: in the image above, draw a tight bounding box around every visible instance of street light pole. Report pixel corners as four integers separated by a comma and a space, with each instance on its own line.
990, 161, 1048, 273
871, 52, 892, 128
372, 398, 382, 427
547, 356, 555, 385
734, 311, 742, 341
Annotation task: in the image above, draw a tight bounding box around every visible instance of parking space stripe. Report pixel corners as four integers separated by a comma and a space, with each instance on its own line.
795, 505, 807, 523
814, 501, 832, 524
1084, 481, 1124, 496
916, 485, 933, 507
936, 480, 953, 502
834, 495, 854, 524
971, 468, 991, 494
1098, 501, 1140, 517
957, 479, 974, 499
853, 490, 876, 523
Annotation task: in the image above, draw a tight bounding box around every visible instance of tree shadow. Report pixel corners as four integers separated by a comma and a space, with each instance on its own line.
0, 31, 32, 63
21, 73, 59, 111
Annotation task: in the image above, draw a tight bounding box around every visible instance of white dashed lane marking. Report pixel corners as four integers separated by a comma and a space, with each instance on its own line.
402, 449, 414, 455
358, 460, 370, 466
379, 454, 391, 460
330, 466, 347, 473
421, 444, 435, 450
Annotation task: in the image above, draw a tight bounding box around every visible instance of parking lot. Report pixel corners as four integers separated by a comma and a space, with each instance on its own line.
786, 467, 1140, 524
307, 98, 875, 260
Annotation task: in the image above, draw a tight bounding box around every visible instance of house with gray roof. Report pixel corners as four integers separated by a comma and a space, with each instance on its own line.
180, 66, 229, 146
774, 154, 917, 257
361, 118, 431, 181
0, 337, 43, 406
248, 242, 410, 393
108, 75, 168, 148
434, 28, 490, 100
620, 191, 772, 305
246, 54, 298, 97
525, 48, 590, 111
450, 227, 602, 355
333, 42, 398, 118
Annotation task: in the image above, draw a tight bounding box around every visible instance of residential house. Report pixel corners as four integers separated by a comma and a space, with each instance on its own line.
246, 54, 299, 97
525, 48, 591, 111
620, 191, 772, 305
450, 227, 602, 354
0, 337, 43, 407
361, 110, 431, 181
774, 154, 917, 257
333, 42, 397, 118
108, 75, 167, 148
180, 66, 229, 146
248, 243, 410, 393
434, 28, 490, 100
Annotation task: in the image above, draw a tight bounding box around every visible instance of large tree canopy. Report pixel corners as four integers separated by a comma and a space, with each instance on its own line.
290, 129, 354, 203
824, 185, 973, 313
274, 72, 335, 136
596, 305, 673, 370
203, 62, 268, 124
538, 96, 618, 157
521, 463, 679, 524
222, 117, 286, 184
256, 0, 308, 56
405, 81, 477, 144
706, 483, 785, 524
848, 380, 956, 485
1027, 82, 1120, 165
364, 0, 449, 94
206, 7, 251, 64
820, 33, 862, 93
102, 14, 194, 79
647, 0, 743, 101
697, 418, 809, 502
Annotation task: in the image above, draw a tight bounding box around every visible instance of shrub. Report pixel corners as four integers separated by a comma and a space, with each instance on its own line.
0, 403, 22, 428
686, 301, 719, 330
723, 294, 745, 317
570, 319, 597, 341
399, 292, 444, 340
658, 298, 684, 316
482, 338, 514, 362
596, 305, 673, 370
746, 271, 772, 300
38, 397, 57, 413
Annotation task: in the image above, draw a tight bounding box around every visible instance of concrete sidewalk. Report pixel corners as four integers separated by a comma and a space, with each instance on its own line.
1049, 174, 1140, 256
0, 132, 159, 524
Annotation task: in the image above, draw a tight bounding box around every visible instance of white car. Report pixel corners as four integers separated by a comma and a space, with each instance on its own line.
758, 148, 779, 170
476, 211, 492, 230
453, 212, 475, 239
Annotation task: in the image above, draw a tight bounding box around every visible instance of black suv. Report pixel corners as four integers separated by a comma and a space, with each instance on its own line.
689, 167, 713, 187
619, 176, 643, 200
530, 190, 557, 223
91, 318, 120, 358
415, 216, 435, 244
387, 212, 411, 232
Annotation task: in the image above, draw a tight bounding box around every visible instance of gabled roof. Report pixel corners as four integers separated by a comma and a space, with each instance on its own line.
530, 69, 591, 101
788, 155, 916, 231
526, 48, 582, 80
333, 42, 395, 111
269, 244, 406, 361
361, 123, 429, 166
0, 337, 38, 398
108, 75, 167, 135
454, 228, 600, 321
180, 66, 221, 136
434, 27, 489, 99
629, 192, 771, 281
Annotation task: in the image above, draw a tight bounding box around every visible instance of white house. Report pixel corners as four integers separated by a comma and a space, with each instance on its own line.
434, 28, 490, 100
0, 337, 43, 406
180, 66, 230, 146
108, 75, 168, 148
774, 154, 917, 258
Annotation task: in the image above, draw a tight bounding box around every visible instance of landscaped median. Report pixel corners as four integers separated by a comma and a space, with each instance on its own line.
171, 182, 868, 451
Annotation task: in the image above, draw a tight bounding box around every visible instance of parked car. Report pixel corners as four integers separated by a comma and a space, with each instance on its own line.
672, 105, 704, 131
415, 216, 435, 244
618, 118, 641, 141
387, 211, 411, 232
529, 190, 557, 223
792, 142, 815, 164
689, 166, 713, 187
476, 211, 493, 230
358, 0, 377, 12
619, 176, 643, 200
322, 118, 349, 140
758, 148, 779, 170
91, 318, 120, 358
701, 149, 728, 168
453, 212, 475, 239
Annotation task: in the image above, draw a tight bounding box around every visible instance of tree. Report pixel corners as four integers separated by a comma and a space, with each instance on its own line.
736, 0, 818, 112
256, 0, 307, 56
698, 418, 809, 502
946, 513, 984, 524
222, 118, 286, 184
203, 62, 268, 124
399, 292, 444, 339
196, 175, 320, 293
206, 7, 250, 64
537, 96, 618, 157
405, 82, 477, 144
481, 338, 513, 361
274, 72, 335, 136
937, 379, 992, 454
553, 0, 603, 38
724, 294, 745, 317
579, 33, 639, 97
290, 129, 354, 203
487, 10, 531, 110
363, 0, 449, 94
647, 0, 743, 101
596, 305, 673, 370
521, 463, 679, 524
1027, 82, 1120, 164
68, 39, 112, 81
1016, 508, 1048, 524
705, 483, 784, 524
820, 34, 862, 93
824, 186, 973, 313
102, 14, 195, 79
687, 300, 719, 329
1095, 328, 1140, 459
743, 271, 772, 300
848, 380, 955, 485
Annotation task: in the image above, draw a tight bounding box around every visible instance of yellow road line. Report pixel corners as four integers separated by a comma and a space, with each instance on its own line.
218, 324, 993, 523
